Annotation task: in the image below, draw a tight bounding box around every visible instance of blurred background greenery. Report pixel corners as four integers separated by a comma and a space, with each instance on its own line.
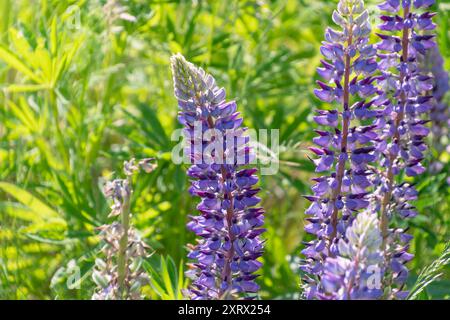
0, 0, 448, 299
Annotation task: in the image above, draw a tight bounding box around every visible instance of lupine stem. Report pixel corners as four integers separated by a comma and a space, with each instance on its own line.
206, 114, 236, 298
345, 255, 359, 297
329, 15, 354, 245
219, 166, 235, 298
117, 175, 132, 298
379, 6, 410, 249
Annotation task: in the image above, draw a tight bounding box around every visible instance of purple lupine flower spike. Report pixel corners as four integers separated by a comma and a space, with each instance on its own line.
374, 0, 436, 298
419, 45, 449, 159
171, 54, 265, 300
301, 0, 379, 299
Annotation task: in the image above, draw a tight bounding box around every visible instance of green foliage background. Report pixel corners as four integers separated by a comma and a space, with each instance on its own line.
0, 0, 448, 299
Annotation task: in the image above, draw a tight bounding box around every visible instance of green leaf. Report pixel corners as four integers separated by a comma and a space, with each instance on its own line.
408, 241, 450, 300
145, 255, 186, 300
0, 182, 59, 219
0, 45, 42, 83
4, 83, 50, 92
160, 257, 175, 299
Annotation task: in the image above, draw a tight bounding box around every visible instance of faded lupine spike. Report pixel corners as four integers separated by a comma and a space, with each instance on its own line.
320, 212, 384, 299
373, 0, 436, 299
138, 158, 157, 173
301, 0, 380, 299
171, 53, 265, 300
92, 158, 155, 300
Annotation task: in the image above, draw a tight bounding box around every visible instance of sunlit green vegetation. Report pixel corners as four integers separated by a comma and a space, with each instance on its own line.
0, 0, 448, 299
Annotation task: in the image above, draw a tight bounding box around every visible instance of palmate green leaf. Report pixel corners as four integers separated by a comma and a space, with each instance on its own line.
8, 28, 37, 68
1, 20, 84, 90
0, 203, 67, 239
34, 44, 52, 83
20, 220, 67, 236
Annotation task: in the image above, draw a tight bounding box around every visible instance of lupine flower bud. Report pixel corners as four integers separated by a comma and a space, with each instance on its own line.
373, 0, 436, 298
301, 0, 379, 299
171, 54, 265, 300
320, 212, 383, 299
92, 158, 155, 300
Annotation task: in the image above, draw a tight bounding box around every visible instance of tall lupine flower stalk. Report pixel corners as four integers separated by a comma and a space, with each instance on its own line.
374, 0, 436, 298
92, 158, 156, 300
171, 54, 265, 300
419, 45, 449, 159
321, 212, 384, 299
301, 0, 379, 299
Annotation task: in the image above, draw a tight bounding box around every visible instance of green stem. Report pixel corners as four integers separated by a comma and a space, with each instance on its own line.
117, 175, 132, 299
329, 13, 354, 248
48, 89, 69, 168
380, 6, 410, 250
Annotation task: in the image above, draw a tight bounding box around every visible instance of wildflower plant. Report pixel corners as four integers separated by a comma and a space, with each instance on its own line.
373, 0, 436, 298
301, 0, 438, 300
419, 45, 449, 158
92, 158, 156, 300
300, 0, 379, 299
1, 0, 449, 302
171, 54, 265, 300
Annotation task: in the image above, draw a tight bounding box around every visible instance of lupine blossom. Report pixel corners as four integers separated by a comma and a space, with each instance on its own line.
419, 45, 449, 159
372, 0, 436, 298
301, 0, 379, 299
171, 54, 265, 300
320, 212, 384, 299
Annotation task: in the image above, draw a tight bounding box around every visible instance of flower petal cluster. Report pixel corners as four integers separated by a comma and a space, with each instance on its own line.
419, 45, 449, 157
372, 0, 436, 298
320, 212, 384, 300
301, 0, 438, 300
171, 54, 265, 300
301, 0, 380, 299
